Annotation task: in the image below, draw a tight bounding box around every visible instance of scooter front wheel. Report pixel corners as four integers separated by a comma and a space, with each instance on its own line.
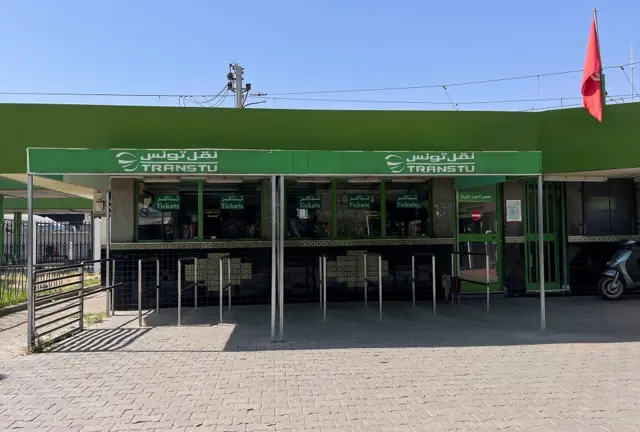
599, 276, 624, 300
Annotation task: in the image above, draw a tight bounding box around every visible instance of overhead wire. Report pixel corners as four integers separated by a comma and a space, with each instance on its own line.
256, 61, 640, 96
0, 61, 637, 110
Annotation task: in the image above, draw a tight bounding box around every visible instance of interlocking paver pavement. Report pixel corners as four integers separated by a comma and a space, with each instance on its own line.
2, 296, 640, 431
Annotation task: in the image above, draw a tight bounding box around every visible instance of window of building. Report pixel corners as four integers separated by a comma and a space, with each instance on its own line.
336, 181, 381, 238
286, 181, 332, 238
202, 180, 261, 240
384, 181, 430, 237
137, 182, 198, 241
457, 187, 498, 235
583, 179, 635, 235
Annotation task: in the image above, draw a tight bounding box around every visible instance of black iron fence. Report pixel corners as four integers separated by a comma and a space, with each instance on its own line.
3, 220, 93, 266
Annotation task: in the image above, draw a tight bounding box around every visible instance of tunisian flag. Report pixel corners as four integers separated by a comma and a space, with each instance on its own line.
581, 15, 603, 122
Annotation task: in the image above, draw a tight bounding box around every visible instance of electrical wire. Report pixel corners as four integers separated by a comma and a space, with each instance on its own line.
618, 66, 640, 99
247, 94, 636, 107
1, 62, 637, 101
257, 61, 640, 96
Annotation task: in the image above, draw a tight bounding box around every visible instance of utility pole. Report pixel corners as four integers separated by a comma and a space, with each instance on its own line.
227, 63, 251, 108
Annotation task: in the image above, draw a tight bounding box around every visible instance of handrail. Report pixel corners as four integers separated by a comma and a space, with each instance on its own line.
138, 258, 160, 327
363, 252, 383, 320
81, 258, 117, 315
411, 252, 437, 317
28, 258, 120, 348
33, 262, 85, 276
450, 250, 494, 315
177, 257, 198, 326
219, 256, 232, 323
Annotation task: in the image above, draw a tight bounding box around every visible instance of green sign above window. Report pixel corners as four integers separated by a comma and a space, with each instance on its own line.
153, 194, 180, 211
220, 195, 244, 210
458, 191, 494, 202
348, 194, 372, 209
395, 194, 421, 209
27, 148, 542, 176
298, 195, 321, 210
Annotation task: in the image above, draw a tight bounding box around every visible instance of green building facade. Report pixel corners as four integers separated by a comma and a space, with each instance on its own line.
3, 102, 640, 309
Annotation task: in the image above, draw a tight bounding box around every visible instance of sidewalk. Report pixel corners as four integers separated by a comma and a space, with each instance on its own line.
0, 292, 108, 359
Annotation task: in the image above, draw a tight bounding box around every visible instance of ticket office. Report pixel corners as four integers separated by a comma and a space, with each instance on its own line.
135, 178, 433, 242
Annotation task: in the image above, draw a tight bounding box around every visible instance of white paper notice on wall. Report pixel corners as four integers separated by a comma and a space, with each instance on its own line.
506, 199, 522, 222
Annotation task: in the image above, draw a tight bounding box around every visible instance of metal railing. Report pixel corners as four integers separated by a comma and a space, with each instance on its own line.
137, 258, 160, 327
450, 251, 493, 315
411, 252, 437, 317
1, 263, 74, 307
318, 255, 327, 322
177, 257, 198, 326
30, 258, 120, 347
219, 256, 232, 323
363, 252, 383, 320
4, 220, 93, 265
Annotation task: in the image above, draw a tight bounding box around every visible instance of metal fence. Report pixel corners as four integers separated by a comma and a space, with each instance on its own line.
3, 220, 93, 266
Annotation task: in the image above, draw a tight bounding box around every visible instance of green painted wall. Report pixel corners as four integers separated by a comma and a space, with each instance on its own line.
0, 101, 638, 175
538, 102, 640, 173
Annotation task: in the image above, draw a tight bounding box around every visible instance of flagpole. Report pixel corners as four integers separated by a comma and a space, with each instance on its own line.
593, 8, 606, 106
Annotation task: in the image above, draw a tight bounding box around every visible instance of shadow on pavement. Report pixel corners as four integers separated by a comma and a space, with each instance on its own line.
48, 328, 150, 352
34, 296, 640, 354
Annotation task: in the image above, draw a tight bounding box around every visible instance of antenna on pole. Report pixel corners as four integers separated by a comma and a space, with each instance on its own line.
227, 63, 252, 108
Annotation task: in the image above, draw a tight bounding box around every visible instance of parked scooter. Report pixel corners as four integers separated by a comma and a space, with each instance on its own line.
598, 240, 640, 300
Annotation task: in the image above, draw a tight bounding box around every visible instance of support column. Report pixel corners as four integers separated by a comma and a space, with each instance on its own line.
278, 176, 285, 340
105, 190, 111, 315
27, 176, 34, 348
537, 175, 546, 332
270, 176, 276, 341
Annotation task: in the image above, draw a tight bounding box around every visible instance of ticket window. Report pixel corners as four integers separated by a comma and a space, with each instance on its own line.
137, 182, 198, 241
202, 180, 262, 240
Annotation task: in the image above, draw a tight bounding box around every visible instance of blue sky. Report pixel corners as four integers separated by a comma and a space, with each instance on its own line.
0, 0, 638, 111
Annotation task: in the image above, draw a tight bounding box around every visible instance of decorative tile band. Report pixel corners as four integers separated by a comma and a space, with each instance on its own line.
568, 235, 640, 243
505, 237, 525, 244
110, 237, 456, 250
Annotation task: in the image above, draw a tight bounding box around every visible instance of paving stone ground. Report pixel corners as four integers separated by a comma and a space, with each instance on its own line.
2, 295, 640, 431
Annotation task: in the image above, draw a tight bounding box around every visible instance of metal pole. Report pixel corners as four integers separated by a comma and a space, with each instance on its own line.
219, 258, 223, 323
194, 258, 198, 311
431, 254, 437, 317
156, 260, 160, 314
177, 260, 182, 326
26, 175, 34, 348
138, 260, 143, 327
227, 258, 231, 312
632, 43, 635, 103
485, 250, 490, 316
270, 176, 276, 340
411, 254, 416, 307
105, 190, 111, 315
537, 175, 546, 332
378, 254, 383, 321
363, 253, 368, 307
235, 64, 243, 109
278, 175, 285, 340
111, 260, 116, 315
322, 256, 327, 322
79, 269, 85, 331
319, 256, 323, 309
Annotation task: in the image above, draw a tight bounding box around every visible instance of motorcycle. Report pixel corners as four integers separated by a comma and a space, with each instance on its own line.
598, 240, 640, 300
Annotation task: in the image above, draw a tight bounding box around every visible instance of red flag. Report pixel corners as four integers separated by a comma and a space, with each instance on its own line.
581, 15, 603, 122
